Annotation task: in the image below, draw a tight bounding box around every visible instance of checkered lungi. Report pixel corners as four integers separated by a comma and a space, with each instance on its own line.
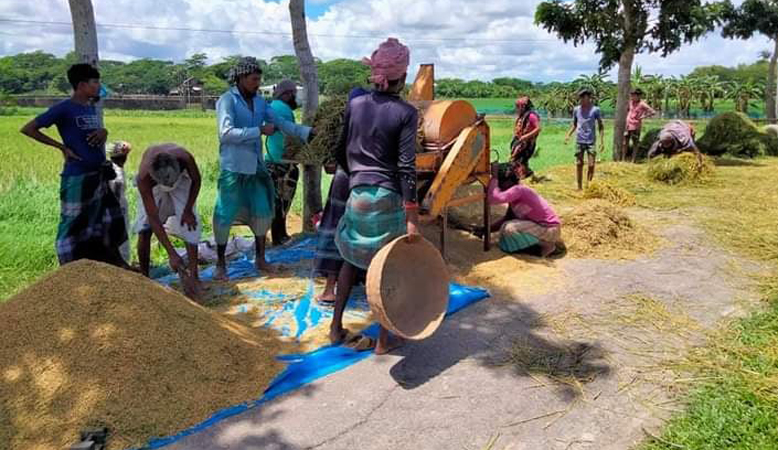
56, 168, 128, 264
335, 186, 407, 270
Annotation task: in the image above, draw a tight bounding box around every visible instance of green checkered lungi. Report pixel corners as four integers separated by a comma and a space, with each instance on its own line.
335, 186, 407, 270
213, 169, 275, 245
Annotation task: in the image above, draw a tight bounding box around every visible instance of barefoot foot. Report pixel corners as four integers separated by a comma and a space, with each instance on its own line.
375, 336, 404, 355
213, 264, 229, 282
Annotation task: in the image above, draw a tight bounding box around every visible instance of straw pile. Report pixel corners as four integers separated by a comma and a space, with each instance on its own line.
0, 260, 287, 450
583, 180, 636, 206
698, 112, 778, 158
286, 96, 348, 164
646, 153, 714, 185
561, 200, 659, 259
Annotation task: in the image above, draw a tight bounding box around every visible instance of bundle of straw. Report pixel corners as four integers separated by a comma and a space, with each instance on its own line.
285, 96, 348, 165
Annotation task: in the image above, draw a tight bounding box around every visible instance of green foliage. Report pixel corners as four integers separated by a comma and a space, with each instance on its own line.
535, 0, 720, 70
318, 59, 370, 95
698, 112, 778, 157
722, 0, 778, 41
690, 61, 770, 85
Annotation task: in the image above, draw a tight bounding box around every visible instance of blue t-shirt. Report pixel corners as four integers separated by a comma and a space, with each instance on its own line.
35, 99, 106, 176
573, 105, 602, 145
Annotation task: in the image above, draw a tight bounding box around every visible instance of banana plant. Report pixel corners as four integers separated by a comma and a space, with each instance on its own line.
727, 81, 766, 113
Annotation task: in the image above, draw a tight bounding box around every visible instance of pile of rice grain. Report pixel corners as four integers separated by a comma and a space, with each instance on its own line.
0, 260, 288, 450
646, 153, 714, 185
562, 200, 660, 259
583, 180, 636, 206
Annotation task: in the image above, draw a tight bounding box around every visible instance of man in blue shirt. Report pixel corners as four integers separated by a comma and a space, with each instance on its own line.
265, 79, 301, 246
213, 57, 312, 280
565, 89, 605, 190
20, 64, 128, 267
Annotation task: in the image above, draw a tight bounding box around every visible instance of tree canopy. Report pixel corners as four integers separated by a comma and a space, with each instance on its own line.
535, 0, 722, 70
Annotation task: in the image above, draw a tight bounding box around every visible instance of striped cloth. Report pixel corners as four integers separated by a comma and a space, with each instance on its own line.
335, 186, 407, 270
56, 168, 128, 265
314, 168, 350, 276
498, 220, 560, 254
213, 169, 275, 245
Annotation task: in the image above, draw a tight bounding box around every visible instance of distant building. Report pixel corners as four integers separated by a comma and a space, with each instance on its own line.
260, 82, 305, 102
170, 77, 203, 99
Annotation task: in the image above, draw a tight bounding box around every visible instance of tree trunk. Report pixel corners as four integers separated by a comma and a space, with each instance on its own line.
613, 44, 635, 161
289, 0, 321, 233
69, 0, 98, 67
68, 0, 102, 125
767, 37, 778, 124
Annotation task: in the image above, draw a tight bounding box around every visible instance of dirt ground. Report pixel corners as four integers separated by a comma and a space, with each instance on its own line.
165, 160, 774, 449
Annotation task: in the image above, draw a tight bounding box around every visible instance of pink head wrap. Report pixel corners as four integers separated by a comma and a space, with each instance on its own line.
362, 38, 410, 91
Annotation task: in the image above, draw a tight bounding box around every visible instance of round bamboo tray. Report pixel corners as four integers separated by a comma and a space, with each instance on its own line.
366, 235, 449, 340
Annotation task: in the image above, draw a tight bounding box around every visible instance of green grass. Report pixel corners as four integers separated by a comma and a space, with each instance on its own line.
642, 297, 778, 450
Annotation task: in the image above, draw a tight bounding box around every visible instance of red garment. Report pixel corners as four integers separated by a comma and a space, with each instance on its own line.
626, 100, 655, 131
514, 112, 540, 138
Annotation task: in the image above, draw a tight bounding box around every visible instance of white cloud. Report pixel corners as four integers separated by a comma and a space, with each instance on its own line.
0, 0, 771, 82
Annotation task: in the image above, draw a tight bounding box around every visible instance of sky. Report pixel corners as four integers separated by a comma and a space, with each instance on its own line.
0, 0, 771, 83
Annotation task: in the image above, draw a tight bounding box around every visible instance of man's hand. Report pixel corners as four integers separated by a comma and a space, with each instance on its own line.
261, 124, 276, 136
564, 136, 570, 145
87, 128, 108, 147
307, 128, 317, 143
169, 253, 186, 275
405, 208, 421, 243
60, 146, 82, 162
181, 208, 198, 231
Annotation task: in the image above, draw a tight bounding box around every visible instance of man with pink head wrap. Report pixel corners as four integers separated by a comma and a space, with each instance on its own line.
362, 37, 410, 91
326, 38, 419, 354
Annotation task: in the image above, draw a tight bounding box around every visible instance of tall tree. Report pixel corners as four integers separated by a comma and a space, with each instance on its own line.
535, 0, 720, 160
721, 0, 778, 123
289, 0, 321, 233
68, 0, 101, 123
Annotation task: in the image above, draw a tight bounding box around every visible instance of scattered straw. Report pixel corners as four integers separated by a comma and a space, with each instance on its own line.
0, 260, 289, 450
561, 199, 661, 259
583, 180, 636, 206
508, 337, 607, 395
646, 153, 714, 185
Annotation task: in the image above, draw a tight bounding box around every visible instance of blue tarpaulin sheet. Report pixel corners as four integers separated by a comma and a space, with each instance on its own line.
138, 236, 489, 449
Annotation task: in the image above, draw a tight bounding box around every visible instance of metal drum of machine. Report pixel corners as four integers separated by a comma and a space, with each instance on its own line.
408, 64, 493, 257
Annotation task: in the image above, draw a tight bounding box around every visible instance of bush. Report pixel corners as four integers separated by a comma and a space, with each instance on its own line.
697, 112, 778, 158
